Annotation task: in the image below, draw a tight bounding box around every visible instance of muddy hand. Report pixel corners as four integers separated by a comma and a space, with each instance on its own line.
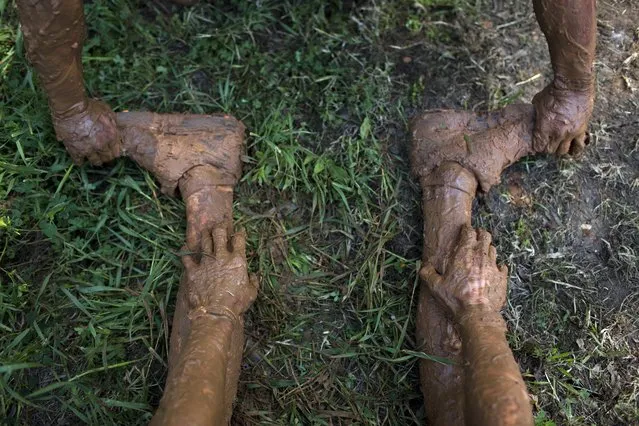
532, 80, 594, 157
182, 227, 258, 320
54, 99, 121, 166
419, 225, 508, 318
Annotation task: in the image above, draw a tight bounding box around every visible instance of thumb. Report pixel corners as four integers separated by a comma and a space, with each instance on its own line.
419, 263, 443, 288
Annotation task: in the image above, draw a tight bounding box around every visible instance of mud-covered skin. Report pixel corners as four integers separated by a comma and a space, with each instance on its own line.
458, 307, 533, 426
15, 0, 121, 166
532, 0, 597, 155
421, 226, 532, 426
152, 227, 258, 426
115, 115, 244, 419
411, 105, 542, 425
166, 165, 246, 423
179, 166, 235, 253
411, 104, 535, 193
151, 314, 234, 426
532, 79, 594, 156
167, 166, 236, 373
182, 228, 257, 319
16, 0, 205, 166
416, 163, 475, 425
54, 99, 121, 166
420, 226, 508, 317
118, 112, 245, 196
412, 3, 597, 417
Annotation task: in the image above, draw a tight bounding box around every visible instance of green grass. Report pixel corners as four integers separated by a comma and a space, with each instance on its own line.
1, 0, 638, 424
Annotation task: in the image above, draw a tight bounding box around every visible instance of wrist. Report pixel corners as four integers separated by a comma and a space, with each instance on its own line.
456, 305, 506, 330
189, 305, 242, 329
51, 97, 90, 122
552, 73, 595, 94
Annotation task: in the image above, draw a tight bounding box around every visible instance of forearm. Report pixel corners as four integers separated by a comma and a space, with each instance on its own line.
533, 0, 596, 90
458, 306, 533, 426
152, 314, 238, 426
16, 0, 88, 118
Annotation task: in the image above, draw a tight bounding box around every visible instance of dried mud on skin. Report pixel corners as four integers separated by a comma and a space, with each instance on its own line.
119, 113, 246, 424
117, 113, 245, 196
410, 104, 545, 425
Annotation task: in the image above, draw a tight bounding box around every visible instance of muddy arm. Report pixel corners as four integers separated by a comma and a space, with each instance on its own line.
411, 106, 540, 425
151, 315, 237, 425
16, 0, 119, 165
458, 307, 533, 426
532, 0, 597, 155
16, 0, 87, 118
152, 227, 257, 425
534, 0, 597, 87
420, 226, 533, 426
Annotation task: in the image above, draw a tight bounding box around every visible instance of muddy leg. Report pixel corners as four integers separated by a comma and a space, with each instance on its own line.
114, 112, 246, 421
419, 226, 534, 426
170, 166, 234, 366
410, 104, 536, 192
16, 0, 120, 165
117, 112, 244, 196
416, 162, 477, 425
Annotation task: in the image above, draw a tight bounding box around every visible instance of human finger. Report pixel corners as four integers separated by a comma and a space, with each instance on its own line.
185, 220, 200, 253
457, 225, 477, 251
498, 264, 509, 280
201, 228, 214, 256
181, 245, 197, 270
489, 245, 497, 261
476, 228, 492, 255
106, 136, 122, 160
97, 146, 116, 165
86, 151, 102, 166
212, 227, 229, 257
231, 228, 247, 256
249, 274, 260, 291
110, 140, 122, 160
556, 136, 572, 156
569, 132, 589, 157
532, 93, 551, 153
70, 152, 85, 166
533, 131, 548, 153
532, 127, 550, 153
